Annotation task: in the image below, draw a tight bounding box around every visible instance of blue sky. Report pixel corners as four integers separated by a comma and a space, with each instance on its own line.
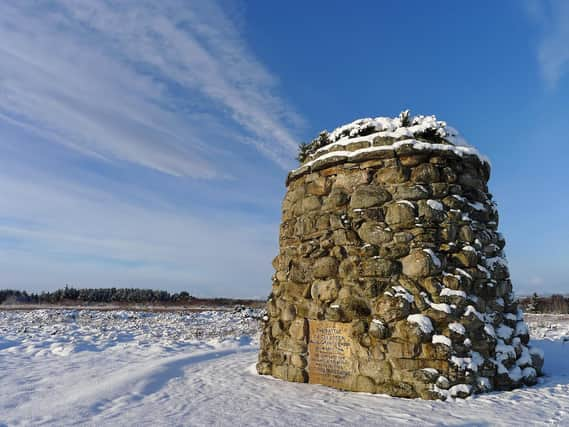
0, 0, 567, 297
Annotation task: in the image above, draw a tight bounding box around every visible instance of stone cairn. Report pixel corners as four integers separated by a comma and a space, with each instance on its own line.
256, 111, 544, 400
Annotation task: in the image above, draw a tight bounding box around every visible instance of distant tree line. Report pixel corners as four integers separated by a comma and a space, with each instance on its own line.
0, 286, 192, 305
518, 293, 569, 314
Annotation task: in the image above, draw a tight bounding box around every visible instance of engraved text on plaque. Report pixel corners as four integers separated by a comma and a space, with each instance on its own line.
308, 320, 354, 390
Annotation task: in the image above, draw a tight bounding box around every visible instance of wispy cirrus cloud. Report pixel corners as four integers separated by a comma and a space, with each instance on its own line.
0, 0, 301, 177
0, 0, 296, 296
525, 0, 569, 87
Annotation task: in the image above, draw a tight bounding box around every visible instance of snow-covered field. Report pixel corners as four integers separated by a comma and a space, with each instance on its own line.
1, 310, 568, 426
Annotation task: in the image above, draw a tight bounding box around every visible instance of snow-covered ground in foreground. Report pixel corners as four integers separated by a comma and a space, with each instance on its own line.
1, 310, 568, 426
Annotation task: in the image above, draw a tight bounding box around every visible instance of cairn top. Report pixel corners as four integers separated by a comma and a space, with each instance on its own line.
290, 111, 489, 183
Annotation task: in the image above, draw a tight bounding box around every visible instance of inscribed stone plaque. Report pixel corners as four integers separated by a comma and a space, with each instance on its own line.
308, 320, 354, 390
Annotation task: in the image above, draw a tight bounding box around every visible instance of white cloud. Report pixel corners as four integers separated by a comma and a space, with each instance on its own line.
0, 170, 277, 297
0, 0, 297, 296
526, 0, 569, 87
0, 1, 301, 177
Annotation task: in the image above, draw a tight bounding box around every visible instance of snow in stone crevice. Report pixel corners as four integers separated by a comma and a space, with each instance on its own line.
385, 286, 415, 303
429, 302, 452, 314
449, 351, 484, 375
464, 305, 484, 321
432, 334, 452, 347
420, 292, 452, 314
295, 138, 489, 172
396, 200, 416, 209
440, 288, 467, 299
422, 248, 442, 268
426, 199, 444, 211
449, 322, 466, 335
476, 264, 491, 278
485, 256, 508, 270
484, 324, 497, 339
449, 384, 473, 398
455, 268, 473, 280
407, 314, 434, 334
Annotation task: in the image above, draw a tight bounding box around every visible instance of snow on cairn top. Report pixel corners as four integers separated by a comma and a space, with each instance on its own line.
295, 110, 489, 170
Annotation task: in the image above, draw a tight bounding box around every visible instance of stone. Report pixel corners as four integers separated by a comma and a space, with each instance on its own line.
459, 172, 484, 190
394, 231, 414, 243
387, 341, 419, 358
306, 176, 330, 196
458, 225, 475, 242
271, 320, 285, 338
392, 320, 431, 344
287, 366, 308, 383
392, 184, 430, 200
355, 375, 376, 393
360, 258, 398, 277
301, 196, 322, 213
289, 319, 307, 341
420, 343, 451, 360
350, 185, 391, 209
401, 250, 441, 278
282, 282, 307, 299
417, 200, 445, 223
375, 295, 411, 323
338, 256, 360, 280
442, 273, 462, 290
421, 277, 442, 295
357, 221, 393, 245
411, 163, 440, 183
441, 166, 458, 183
385, 202, 416, 229
332, 229, 359, 246
337, 297, 372, 320
334, 170, 371, 191
435, 375, 450, 389
312, 257, 339, 278
281, 304, 297, 322
369, 319, 389, 339
288, 260, 312, 284
430, 183, 449, 198
256, 361, 272, 375
374, 166, 409, 184
372, 135, 397, 146
377, 382, 418, 398
291, 353, 307, 369
379, 242, 410, 260
259, 112, 542, 400
311, 279, 340, 302
413, 368, 439, 384
359, 359, 392, 383
452, 250, 478, 268
323, 188, 349, 211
